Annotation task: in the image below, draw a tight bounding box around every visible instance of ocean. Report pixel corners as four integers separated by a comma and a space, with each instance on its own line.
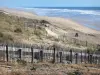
24, 7, 100, 31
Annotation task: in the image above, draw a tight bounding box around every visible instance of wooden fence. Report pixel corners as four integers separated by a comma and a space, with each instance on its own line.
0, 44, 100, 64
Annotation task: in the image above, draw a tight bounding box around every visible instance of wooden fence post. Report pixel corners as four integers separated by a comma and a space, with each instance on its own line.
95, 56, 98, 64
81, 51, 83, 63
75, 53, 78, 64
31, 47, 34, 63
18, 49, 22, 60
59, 52, 62, 63
87, 50, 90, 63
53, 47, 56, 63
6, 44, 9, 62
98, 57, 100, 64
40, 50, 43, 62
84, 51, 86, 63
90, 54, 93, 64
56, 50, 59, 63
70, 49, 72, 63
92, 56, 94, 64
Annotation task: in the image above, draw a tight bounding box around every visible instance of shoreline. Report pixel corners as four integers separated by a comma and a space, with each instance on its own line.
41, 16, 100, 34
23, 7, 100, 32
67, 18, 100, 31
68, 18, 100, 31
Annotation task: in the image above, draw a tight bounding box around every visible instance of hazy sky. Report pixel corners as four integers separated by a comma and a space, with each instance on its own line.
0, 0, 100, 8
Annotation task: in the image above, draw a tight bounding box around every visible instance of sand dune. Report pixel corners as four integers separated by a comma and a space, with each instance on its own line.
42, 17, 100, 34
0, 7, 100, 34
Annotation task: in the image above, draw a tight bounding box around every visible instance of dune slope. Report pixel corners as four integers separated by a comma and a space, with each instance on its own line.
0, 8, 100, 50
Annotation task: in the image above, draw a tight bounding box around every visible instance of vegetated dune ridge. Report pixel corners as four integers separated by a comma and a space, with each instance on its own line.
0, 7, 100, 50
1, 8, 100, 34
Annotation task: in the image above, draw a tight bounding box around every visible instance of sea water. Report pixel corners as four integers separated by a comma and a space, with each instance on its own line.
24, 7, 100, 31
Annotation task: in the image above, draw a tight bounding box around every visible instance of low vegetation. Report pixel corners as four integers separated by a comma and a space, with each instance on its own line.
17, 59, 27, 66
0, 32, 13, 43
67, 70, 82, 75
0, 62, 100, 75
14, 28, 22, 33
0, 11, 48, 44
0, 11, 99, 51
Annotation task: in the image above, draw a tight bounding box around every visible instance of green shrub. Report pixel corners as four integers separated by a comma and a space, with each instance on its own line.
34, 29, 42, 39
0, 32, 3, 37
67, 70, 82, 75
0, 32, 13, 43
54, 38, 59, 42
17, 59, 27, 66
34, 30, 41, 36
40, 20, 50, 25
30, 66, 36, 71
14, 28, 22, 33
4, 34, 13, 41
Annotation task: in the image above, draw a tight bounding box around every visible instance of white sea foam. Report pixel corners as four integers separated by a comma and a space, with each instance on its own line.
24, 8, 100, 16
23, 7, 100, 30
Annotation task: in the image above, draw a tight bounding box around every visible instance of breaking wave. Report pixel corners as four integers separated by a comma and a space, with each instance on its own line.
24, 8, 100, 16
23, 7, 100, 30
